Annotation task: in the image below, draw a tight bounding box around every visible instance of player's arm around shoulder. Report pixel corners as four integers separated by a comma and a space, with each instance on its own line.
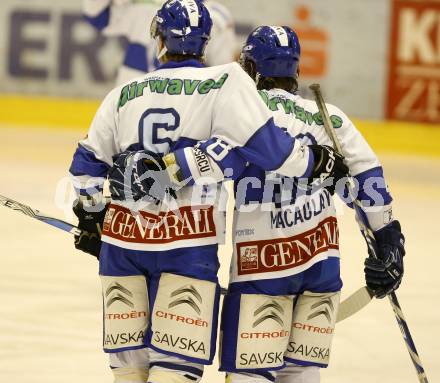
165, 63, 259, 185
208, 63, 315, 178
172, 65, 348, 188
169, 63, 307, 187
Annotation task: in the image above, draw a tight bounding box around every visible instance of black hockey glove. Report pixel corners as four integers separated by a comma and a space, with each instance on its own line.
108, 150, 181, 203
364, 220, 405, 299
73, 199, 109, 259
307, 145, 349, 194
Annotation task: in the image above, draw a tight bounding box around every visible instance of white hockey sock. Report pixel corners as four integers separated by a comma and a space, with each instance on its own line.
275, 364, 320, 383
147, 349, 204, 383
226, 372, 275, 383
109, 348, 150, 383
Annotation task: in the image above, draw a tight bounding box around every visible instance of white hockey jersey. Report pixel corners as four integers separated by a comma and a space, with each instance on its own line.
204, 1, 237, 65
82, 0, 237, 85
228, 88, 393, 282
69, 62, 312, 252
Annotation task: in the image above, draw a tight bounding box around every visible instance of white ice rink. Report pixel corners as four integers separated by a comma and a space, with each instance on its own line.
1, 126, 439, 383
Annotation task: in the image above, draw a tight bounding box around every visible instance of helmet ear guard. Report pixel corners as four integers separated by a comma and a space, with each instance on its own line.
150, 14, 159, 39
239, 54, 260, 84
150, 15, 168, 59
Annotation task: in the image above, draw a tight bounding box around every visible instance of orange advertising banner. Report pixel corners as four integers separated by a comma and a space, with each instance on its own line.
290, 5, 329, 78
387, 0, 440, 123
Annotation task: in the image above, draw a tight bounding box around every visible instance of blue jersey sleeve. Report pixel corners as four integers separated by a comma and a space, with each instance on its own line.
173, 117, 314, 187
354, 166, 393, 207
173, 139, 247, 186
83, 0, 111, 31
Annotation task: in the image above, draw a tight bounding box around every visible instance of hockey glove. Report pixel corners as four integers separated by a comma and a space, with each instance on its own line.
307, 145, 349, 194
108, 150, 182, 203
73, 199, 109, 259
364, 220, 405, 298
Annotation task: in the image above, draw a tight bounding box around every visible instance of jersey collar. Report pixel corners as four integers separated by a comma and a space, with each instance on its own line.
157, 59, 205, 70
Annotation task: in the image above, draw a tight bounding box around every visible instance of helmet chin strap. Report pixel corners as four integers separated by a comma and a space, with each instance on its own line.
155, 36, 168, 60
255, 72, 261, 87
157, 46, 168, 60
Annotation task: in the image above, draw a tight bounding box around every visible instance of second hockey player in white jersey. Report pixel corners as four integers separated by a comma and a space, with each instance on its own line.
69, 2, 348, 383
82, 0, 237, 84
199, 26, 404, 383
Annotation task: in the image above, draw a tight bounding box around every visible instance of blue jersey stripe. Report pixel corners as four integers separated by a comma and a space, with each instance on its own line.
174, 148, 195, 186
237, 117, 295, 171
123, 43, 149, 72
171, 136, 198, 151
354, 166, 392, 206
69, 144, 110, 177
83, 7, 110, 31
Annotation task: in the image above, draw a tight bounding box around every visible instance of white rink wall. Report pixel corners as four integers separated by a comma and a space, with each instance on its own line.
0, 0, 390, 118
2, 0, 440, 123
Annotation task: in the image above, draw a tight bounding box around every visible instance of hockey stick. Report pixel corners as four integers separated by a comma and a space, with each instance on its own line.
310, 83, 429, 383
336, 286, 373, 323
0, 194, 233, 293
1, 192, 370, 319
0, 194, 81, 236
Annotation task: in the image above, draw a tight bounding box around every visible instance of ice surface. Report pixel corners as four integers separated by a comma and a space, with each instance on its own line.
1, 126, 439, 383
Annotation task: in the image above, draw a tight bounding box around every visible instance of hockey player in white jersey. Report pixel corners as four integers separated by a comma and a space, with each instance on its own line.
209, 26, 404, 383
203, 0, 237, 65
82, 0, 237, 85
69, 2, 348, 383
83, 0, 161, 84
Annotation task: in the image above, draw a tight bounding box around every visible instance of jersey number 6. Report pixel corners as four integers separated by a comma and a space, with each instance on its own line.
139, 108, 180, 154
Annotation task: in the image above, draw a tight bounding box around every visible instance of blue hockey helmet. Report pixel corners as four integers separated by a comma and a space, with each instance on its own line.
151, 0, 212, 57
240, 26, 301, 78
